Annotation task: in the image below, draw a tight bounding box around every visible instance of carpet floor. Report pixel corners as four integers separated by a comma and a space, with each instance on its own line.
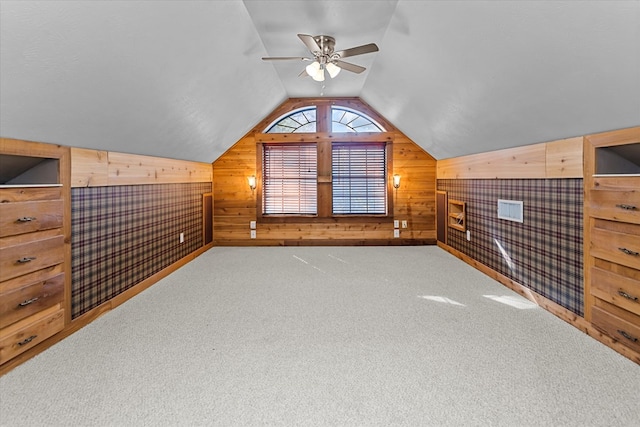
1, 246, 639, 426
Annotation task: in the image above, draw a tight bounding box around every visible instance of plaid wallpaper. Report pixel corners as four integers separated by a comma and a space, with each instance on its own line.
438, 179, 584, 316
71, 183, 212, 318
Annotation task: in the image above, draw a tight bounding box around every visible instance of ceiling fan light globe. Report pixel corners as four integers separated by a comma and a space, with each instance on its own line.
305, 61, 320, 76
326, 62, 341, 78
312, 69, 325, 82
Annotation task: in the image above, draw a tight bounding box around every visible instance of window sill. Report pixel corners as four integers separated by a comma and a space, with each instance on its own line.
259, 215, 391, 224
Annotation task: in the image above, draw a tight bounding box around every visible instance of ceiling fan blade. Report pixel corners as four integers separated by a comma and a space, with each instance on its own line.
298, 68, 309, 77
334, 43, 379, 59
333, 60, 366, 74
298, 34, 322, 54
262, 56, 312, 61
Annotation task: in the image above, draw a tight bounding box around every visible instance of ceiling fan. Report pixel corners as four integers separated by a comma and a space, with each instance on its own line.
262, 34, 379, 82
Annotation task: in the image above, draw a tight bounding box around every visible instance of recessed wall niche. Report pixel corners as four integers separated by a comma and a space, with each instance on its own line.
0, 154, 59, 185
595, 142, 640, 175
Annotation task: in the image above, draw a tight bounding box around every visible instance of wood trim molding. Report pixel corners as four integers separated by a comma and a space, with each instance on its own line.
255, 132, 395, 144
584, 126, 640, 148
437, 136, 583, 179
71, 148, 213, 187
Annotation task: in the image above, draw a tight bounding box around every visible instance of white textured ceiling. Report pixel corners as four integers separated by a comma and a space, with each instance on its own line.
1, 0, 638, 163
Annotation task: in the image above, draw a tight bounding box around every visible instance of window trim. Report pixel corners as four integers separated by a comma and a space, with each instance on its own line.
264, 107, 317, 134
331, 106, 386, 133
261, 142, 318, 216
257, 138, 394, 223
331, 141, 388, 215
255, 102, 395, 223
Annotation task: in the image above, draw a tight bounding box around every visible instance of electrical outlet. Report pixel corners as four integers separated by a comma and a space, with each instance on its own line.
402, 220, 407, 228
250, 230, 256, 239
179, 232, 185, 243
250, 221, 256, 229
394, 220, 399, 228
466, 230, 471, 241
394, 229, 400, 238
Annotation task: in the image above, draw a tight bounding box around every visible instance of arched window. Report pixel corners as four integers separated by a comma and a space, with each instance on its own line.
266, 108, 317, 133
259, 101, 391, 217
331, 107, 384, 133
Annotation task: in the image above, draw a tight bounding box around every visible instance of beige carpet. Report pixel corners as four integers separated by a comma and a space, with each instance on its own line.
1, 246, 639, 426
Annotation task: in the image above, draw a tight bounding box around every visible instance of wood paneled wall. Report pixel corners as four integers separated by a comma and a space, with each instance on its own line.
71, 148, 212, 187
437, 136, 583, 179
212, 98, 437, 246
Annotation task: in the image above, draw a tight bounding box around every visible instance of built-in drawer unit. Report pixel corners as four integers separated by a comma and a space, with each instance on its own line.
585, 128, 640, 361
0, 199, 63, 238
591, 305, 640, 353
0, 141, 70, 374
0, 232, 64, 282
591, 262, 640, 315
589, 187, 640, 224
590, 220, 640, 271
0, 272, 65, 329
0, 307, 64, 365
0, 186, 62, 203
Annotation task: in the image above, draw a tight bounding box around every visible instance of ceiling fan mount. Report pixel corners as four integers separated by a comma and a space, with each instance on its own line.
262, 34, 379, 82
311, 35, 337, 57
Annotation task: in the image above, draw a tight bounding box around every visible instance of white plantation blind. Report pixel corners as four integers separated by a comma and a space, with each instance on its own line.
263, 144, 317, 215
332, 142, 387, 214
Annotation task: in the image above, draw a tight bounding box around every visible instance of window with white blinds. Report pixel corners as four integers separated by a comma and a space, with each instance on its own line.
262, 144, 317, 215
332, 142, 387, 215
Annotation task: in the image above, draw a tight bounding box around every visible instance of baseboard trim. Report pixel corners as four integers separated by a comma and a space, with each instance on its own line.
0, 243, 214, 376
214, 238, 436, 246
438, 242, 640, 365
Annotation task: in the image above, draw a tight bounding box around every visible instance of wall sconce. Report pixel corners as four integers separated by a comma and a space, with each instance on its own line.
393, 174, 401, 189
247, 175, 256, 192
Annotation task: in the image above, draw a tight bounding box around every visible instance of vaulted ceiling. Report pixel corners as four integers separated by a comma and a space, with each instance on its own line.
1, 1, 638, 163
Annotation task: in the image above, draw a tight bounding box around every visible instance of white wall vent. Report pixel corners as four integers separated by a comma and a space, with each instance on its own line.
497, 199, 524, 223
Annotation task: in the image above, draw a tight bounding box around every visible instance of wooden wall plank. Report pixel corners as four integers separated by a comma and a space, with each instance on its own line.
108, 152, 212, 185
546, 137, 583, 178
72, 148, 212, 187
212, 98, 436, 246
437, 143, 547, 179
437, 135, 588, 179
70, 148, 108, 187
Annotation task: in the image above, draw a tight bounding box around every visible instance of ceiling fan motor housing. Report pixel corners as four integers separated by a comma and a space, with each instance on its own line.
313, 35, 336, 59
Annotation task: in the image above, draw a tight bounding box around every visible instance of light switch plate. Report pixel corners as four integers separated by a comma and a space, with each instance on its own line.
250, 220, 256, 229
393, 229, 400, 238
250, 230, 256, 239
394, 220, 399, 228
402, 220, 407, 228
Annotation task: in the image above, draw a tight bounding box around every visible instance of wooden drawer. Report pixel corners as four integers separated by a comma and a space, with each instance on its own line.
591, 227, 640, 270
592, 306, 640, 353
590, 188, 640, 224
0, 234, 64, 282
0, 199, 63, 238
591, 266, 640, 317
0, 186, 62, 203
0, 307, 64, 365
0, 273, 64, 329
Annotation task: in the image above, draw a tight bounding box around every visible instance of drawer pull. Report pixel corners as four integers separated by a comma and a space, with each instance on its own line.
16, 256, 37, 263
617, 330, 639, 343
618, 290, 639, 302
618, 247, 639, 256
17, 335, 37, 346
18, 297, 40, 307
17, 216, 37, 222
616, 204, 637, 211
